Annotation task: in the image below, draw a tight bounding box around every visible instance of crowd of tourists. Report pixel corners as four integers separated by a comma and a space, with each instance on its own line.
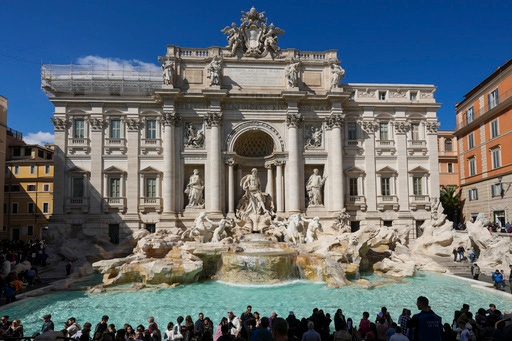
0, 297, 511, 341
0, 239, 48, 305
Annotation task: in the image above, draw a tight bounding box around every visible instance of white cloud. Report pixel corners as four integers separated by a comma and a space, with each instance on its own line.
76, 55, 160, 72
23, 131, 54, 146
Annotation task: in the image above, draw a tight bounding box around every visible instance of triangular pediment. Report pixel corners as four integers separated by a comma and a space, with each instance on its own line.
409, 166, 429, 174
344, 166, 365, 175
139, 166, 161, 174
377, 166, 397, 174
67, 166, 89, 174
104, 166, 126, 174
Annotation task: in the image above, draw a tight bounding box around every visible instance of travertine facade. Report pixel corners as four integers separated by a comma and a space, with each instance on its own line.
42, 8, 440, 242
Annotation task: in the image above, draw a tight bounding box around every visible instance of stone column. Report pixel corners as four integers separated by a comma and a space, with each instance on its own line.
361, 115, 378, 212
226, 158, 235, 215
286, 112, 302, 213
125, 117, 141, 215
50, 117, 68, 215
265, 161, 274, 198
162, 112, 179, 214
88, 115, 104, 214
275, 160, 285, 213
205, 111, 222, 213
394, 118, 410, 211
326, 107, 344, 212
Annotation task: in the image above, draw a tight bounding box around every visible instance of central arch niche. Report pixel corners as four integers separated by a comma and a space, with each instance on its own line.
233, 130, 275, 157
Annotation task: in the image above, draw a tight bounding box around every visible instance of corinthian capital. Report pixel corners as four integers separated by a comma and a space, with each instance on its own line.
394, 121, 410, 134
426, 122, 440, 134
325, 114, 343, 128
88, 118, 105, 131
361, 120, 378, 133
286, 113, 302, 128
125, 118, 141, 131
50, 117, 69, 131
205, 112, 222, 127
162, 112, 179, 126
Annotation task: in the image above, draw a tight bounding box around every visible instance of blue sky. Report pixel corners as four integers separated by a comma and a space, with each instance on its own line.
1, 0, 511, 145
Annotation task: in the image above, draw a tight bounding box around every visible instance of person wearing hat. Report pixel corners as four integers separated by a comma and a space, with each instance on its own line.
41, 314, 54, 334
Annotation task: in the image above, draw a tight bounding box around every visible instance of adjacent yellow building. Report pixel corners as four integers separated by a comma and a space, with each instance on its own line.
3, 141, 54, 241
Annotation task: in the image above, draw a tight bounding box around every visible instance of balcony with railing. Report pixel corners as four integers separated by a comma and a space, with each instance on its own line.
345, 195, 367, 211
456, 88, 512, 131
344, 139, 364, 156
67, 137, 91, 154
139, 197, 162, 213
409, 195, 431, 211
104, 137, 127, 154
141, 138, 162, 154
103, 197, 127, 212
377, 195, 399, 211
407, 140, 427, 156
65, 197, 89, 213
375, 140, 396, 155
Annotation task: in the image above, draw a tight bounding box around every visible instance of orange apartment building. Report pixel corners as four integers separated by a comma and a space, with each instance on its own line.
438, 130, 460, 188
454, 59, 512, 225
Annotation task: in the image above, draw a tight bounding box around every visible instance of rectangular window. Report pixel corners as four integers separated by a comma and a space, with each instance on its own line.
468, 188, 478, 201
411, 123, 420, 141
43, 202, 49, 214
491, 148, 501, 169
379, 122, 389, 140
11, 184, 20, 192
110, 119, 121, 138
30, 165, 36, 174
488, 88, 499, 109
490, 119, 499, 138
12, 203, 18, 214
145, 178, 157, 197
24, 147, 32, 156
27, 184, 36, 191
381, 177, 391, 196
491, 183, 503, 197
468, 133, 474, 149
38, 150, 44, 158
413, 177, 422, 195
72, 177, 84, 197
43, 184, 50, 192
347, 122, 357, 140
444, 139, 452, 152
27, 226, 34, 236
349, 178, 358, 196
410, 91, 417, 101
28, 202, 35, 214
109, 178, 121, 197
468, 158, 476, 176
46, 152, 52, 160
448, 163, 453, 173
378, 91, 386, 100
466, 107, 474, 124
74, 119, 85, 138
4, 185, 8, 192
146, 120, 157, 139
45, 165, 51, 174
14, 165, 19, 174
12, 147, 20, 156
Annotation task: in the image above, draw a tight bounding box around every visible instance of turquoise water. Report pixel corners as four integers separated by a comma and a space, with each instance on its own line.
3, 272, 511, 335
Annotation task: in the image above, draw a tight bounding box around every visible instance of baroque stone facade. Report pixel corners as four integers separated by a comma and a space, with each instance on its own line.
42, 8, 440, 241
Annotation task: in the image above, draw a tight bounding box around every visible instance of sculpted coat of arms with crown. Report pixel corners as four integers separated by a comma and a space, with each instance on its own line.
221, 7, 285, 58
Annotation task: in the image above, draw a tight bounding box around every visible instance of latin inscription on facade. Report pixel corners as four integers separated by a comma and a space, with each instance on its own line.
223, 67, 283, 87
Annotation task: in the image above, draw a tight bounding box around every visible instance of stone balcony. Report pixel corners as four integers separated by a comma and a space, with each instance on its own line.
65, 197, 89, 213
104, 137, 127, 155
407, 140, 428, 156
103, 197, 127, 213
344, 140, 364, 156
141, 138, 162, 155
409, 195, 431, 211
377, 195, 399, 211
345, 195, 367, 211
67, 137, 90, 154
139, 197, 162, 213
375, 140, 396, 155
